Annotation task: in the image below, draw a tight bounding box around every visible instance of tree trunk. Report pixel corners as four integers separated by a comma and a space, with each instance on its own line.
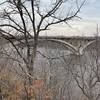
26, 37, 38, 100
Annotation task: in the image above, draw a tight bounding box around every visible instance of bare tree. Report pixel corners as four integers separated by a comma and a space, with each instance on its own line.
0, 0, 85, 93
68, 33, 100, 100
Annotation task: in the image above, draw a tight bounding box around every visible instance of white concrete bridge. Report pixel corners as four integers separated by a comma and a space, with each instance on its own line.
0, 35, 100, 55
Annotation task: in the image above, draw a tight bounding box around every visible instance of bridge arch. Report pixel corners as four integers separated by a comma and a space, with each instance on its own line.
39, 38, 77, 53
82, 40, 100, 51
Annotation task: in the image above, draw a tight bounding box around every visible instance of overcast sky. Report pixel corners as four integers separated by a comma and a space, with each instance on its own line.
41, 0, 100, 37
0, 0, 100, 37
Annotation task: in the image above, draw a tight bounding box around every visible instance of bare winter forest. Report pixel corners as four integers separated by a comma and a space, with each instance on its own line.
0, 0, 100, 100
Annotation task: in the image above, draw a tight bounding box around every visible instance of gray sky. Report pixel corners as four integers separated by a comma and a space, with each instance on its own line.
0, 0, 100, 37
41, 0, 100, 37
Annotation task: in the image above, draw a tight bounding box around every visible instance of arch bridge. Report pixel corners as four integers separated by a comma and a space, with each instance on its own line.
30, 36, 99, 55
0, 35, 99, 55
